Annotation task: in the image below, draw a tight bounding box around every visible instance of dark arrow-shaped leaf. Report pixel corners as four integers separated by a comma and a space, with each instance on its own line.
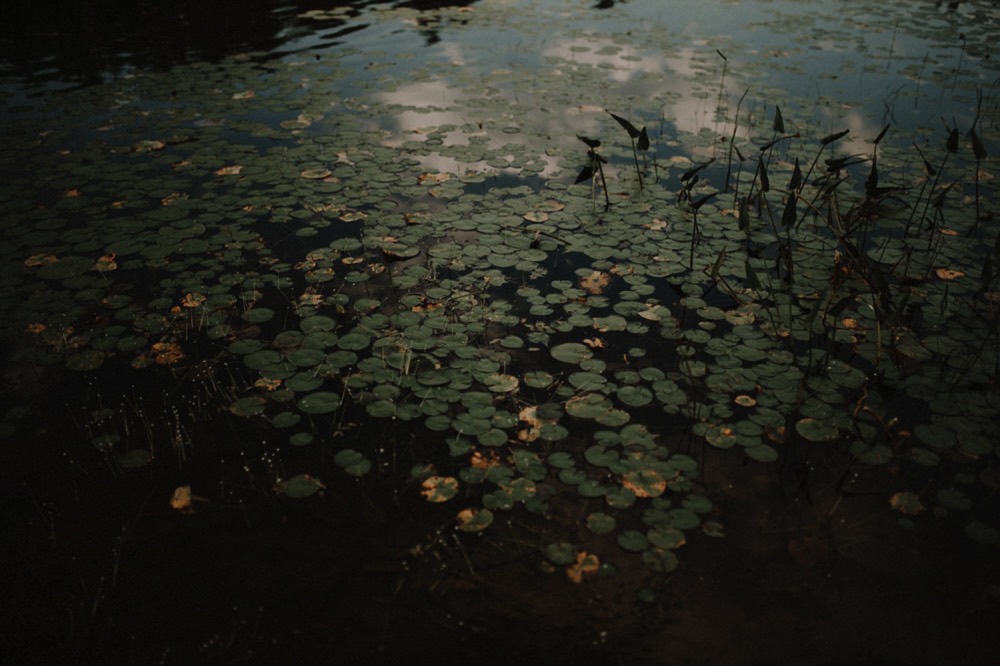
821, 129, 850, 145
637, 126, 650, 151
608, 111, 641, 139
971, 127, 987, 160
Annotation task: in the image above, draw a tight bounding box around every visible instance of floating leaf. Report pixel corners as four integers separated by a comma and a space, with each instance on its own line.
641, 547, 679, 573
795, 417, 840, 442
334, 449, 372, 477
617, 530, 649, 552
297, 391, 342, 414
702, 521, 726, 538
421, 476, 458, 502
94, 253, 118, 272
705, 424, 737, 449
277, 474, 325, 498
151, 342, 184, 365
964, 521, 999, 544
483, 373, 519, 393
117, 449, 152, 469
566, 551, 600, 583
170, 486, 199, 513
934, 268, 965, 281
580, 270, 611, 294
457, 507, 493, 532
229, 396, 267, 417
586, 512, 616, 534
936, 488, 972, 511
889, 491, 925, 516
622, 468, 667, 498
66, 350, 105, 372
647, 524, 686, 549
301, 168, 332, 179
545, 542, 577, 565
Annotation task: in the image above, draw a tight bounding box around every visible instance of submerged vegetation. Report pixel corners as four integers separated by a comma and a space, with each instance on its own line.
1, 0, 999, 661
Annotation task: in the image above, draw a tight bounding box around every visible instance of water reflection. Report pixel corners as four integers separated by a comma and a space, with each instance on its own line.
0, 0, 480, 87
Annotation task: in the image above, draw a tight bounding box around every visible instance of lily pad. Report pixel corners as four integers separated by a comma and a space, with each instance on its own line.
551, 342, 593, 364
296, 391, 342, 414
334, 449, 372, 477
617, 530, 650, 553
277, 474, 325, 498
457, 507, 494, 532
230, 396, 267, 417
647, 524, 686, 549
795, 417, 840, 442
642, 547, 680, 573
586, 512, 616, 534
964, 521, 999, 544
545, 542, 577, 565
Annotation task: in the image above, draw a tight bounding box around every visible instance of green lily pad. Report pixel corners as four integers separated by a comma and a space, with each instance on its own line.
66, 349, 106, 371
338, 331, 372, 351
642, 547, 679, 573
745, 444, 778, 463
647, 524, 686, 549
230, 396, 267, 417
617, 385, 653, 407
617, 530, 650, 553
704, 424, 737, 449
702, 521, 726, 538
524, 370, 555, 388
334, 449, 372, 477
457, 507, 494, 532
547, 451, 576, 469
936, 488, 972, 511
277, 474, 325, 498
795, 417, 840, 442
297, 391, 342, 414
586, 512, 616, 534
117, 449, 153, 469
850, 441, 893, 465
244, 307, 275, 323
551, 342, 593, 364
289, 432, 314, 447
545, 541, 577, 565
964, 521, 999, 544
483, 373, 519, 393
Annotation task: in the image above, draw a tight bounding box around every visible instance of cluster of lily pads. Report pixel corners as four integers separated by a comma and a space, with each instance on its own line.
2, 0, 998, 588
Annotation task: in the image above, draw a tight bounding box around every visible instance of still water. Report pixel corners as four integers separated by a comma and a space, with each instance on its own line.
1, 1, 998, 664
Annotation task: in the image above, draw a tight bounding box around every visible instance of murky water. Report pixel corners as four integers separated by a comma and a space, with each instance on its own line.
2, 1, 998, 664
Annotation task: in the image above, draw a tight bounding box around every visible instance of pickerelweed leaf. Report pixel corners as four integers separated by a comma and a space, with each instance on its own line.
608, 111, 641, 139
820, 128, 850, 145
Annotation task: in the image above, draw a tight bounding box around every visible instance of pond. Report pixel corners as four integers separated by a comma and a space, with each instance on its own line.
2, 0, 999, 663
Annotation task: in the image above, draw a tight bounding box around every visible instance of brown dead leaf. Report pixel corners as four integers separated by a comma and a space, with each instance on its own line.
151, 341, 184, 365
566, 551, 600, 583
580, 270, 610, 295
94, 253, 117, 272
934, 267, 965, 281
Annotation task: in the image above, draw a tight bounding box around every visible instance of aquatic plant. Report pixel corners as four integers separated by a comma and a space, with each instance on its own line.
607, 110, 650, 189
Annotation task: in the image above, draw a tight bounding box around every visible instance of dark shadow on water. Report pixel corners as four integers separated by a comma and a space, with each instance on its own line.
0, 0, 479, 89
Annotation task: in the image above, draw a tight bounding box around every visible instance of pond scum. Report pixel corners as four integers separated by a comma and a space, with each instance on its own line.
1, 0, 998, 662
